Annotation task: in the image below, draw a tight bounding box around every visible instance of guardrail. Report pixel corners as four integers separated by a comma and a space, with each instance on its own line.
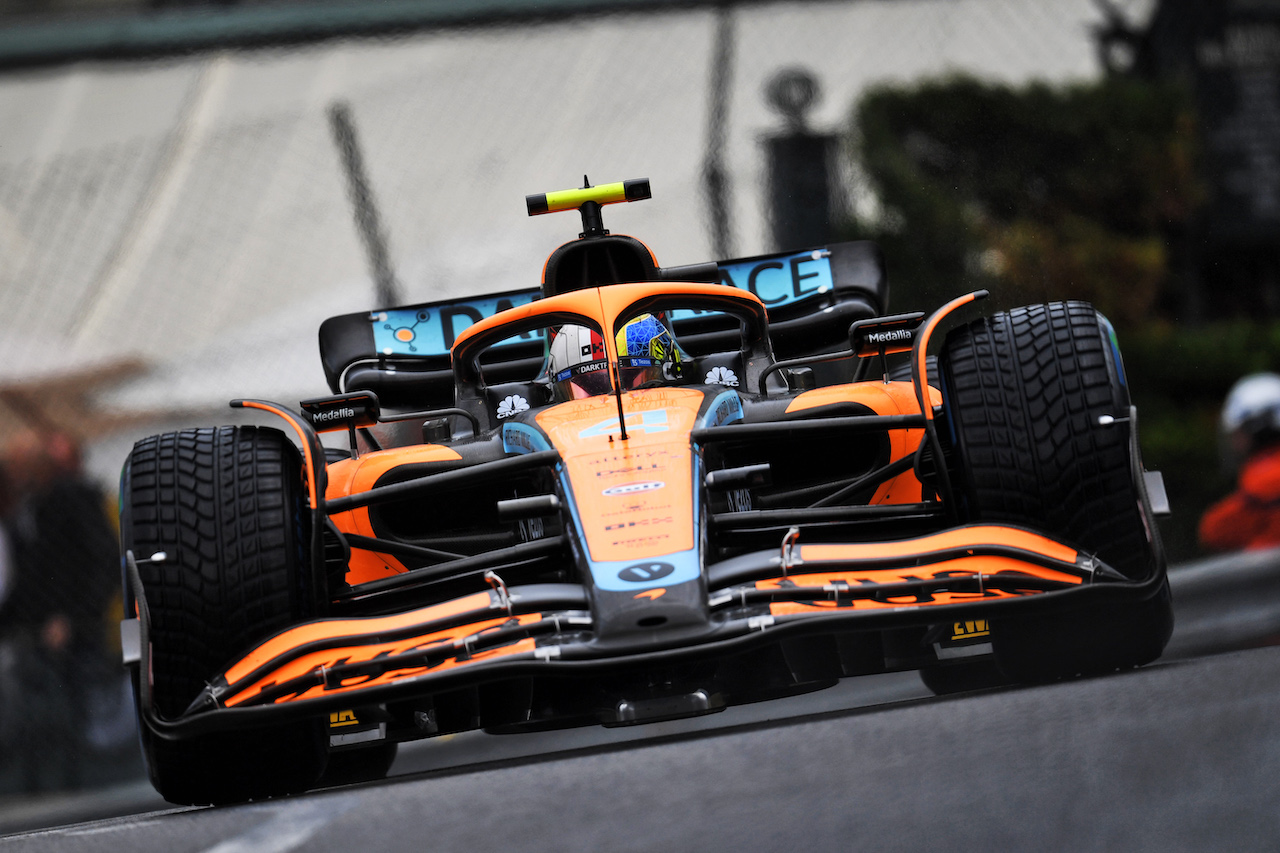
1166, 547, 1280, 659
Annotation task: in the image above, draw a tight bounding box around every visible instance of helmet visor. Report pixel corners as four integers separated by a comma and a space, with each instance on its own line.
552, 359, 614, 400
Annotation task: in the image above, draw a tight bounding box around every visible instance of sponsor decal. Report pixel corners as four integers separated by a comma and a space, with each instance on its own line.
610, 533, 672, 549
705, 366, 739, 387
712, 249, 833, 307
517, 517, 545, 542
496, 395, 530, 419
312, 406, 356, 424
618, 561, 676, 583
598, 498, 674, 519
588, 548, 701, 593
371, 292, 539, 356
603, 481, 665, 497
701, 391, 744, 428
864, 328, 914, 345
950, 620, 990, 641
588, 450, 664, 466
634, 588, 667, 601
596, 462, 661, 478
375, 309, 432, 353
502, 422, 552, 455
588, 449, 673, 479
850, 319, 922, 356
330, 710, 360, 727
605, 516, 674, 531
555, 360, 608, 383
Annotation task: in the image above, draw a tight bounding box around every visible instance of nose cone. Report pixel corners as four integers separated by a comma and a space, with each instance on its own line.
589, 578, 710, 648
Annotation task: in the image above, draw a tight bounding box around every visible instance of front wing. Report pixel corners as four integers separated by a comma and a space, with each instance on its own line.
124, 523, 1162, 739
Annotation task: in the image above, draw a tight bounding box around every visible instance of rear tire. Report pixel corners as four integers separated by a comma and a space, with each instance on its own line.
122, 426, 326, 804
939, 302, 1171, 680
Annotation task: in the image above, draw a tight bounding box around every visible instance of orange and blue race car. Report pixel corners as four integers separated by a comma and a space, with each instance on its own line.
118, 178, 1173, 805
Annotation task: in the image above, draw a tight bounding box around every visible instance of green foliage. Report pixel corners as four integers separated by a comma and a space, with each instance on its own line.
845, 74, 1202, 325
839, 74, 1280, 563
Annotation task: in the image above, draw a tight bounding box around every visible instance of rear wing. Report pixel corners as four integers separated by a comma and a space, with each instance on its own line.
319, 241, 886, 409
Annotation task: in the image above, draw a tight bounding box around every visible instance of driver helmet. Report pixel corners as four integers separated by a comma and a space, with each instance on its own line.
615, 313, 686, 391
545, 324, 612, 402
1221, 372, 1280, 470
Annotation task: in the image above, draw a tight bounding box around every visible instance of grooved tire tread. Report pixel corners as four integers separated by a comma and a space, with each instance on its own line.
124, 426, 301, 715
121, 425, 325, 804
940, 301, 1148, 577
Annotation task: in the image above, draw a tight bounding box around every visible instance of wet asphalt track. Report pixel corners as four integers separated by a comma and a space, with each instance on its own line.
3, 643, 1280, 852
5, 554, 1280, 851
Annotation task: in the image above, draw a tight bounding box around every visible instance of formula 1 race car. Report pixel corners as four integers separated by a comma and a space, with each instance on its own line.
119, 178, 1173, 805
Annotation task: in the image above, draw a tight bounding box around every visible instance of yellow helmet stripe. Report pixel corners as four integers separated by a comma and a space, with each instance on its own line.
526, 179, 651, 216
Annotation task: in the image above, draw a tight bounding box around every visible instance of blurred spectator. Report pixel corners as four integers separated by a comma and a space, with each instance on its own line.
0, 463, 10, 608
0, 429, 119, 792
0, 461, 16, 769
1200, 374, 1280, 553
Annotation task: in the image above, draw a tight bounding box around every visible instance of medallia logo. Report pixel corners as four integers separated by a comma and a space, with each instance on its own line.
602, 481, 665, 497
865, 329, 914, 344
312, 407, 355, 423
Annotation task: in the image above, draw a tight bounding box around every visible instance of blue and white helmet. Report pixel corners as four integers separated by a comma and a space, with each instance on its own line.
615, 313, 685, 390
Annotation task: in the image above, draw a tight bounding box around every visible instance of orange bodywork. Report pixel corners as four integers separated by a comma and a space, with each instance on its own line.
765, 559, 1082, 616
798, 526, 1078, 564
785, 381, 940, 504
326, 444, 464, 584
222, 611, 541, 707
761, 525, 1083, 616
536, 388, 704, 563
223, 591, 491, 685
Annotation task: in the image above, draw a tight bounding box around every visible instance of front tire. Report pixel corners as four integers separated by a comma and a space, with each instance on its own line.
938, 301, 1171, 681
122, 426, 326, 804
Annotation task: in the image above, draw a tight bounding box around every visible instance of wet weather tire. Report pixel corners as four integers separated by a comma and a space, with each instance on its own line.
939, 302, 1171, 680
940, 301, 1149, 577
121, 426, 326, 804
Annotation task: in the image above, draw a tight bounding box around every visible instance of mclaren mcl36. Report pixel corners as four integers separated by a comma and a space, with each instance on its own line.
119, 178, 1172, 804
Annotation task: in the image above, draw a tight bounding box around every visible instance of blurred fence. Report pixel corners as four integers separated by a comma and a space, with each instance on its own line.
0, 0, 1137, 797
0, 1, 1118, 457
